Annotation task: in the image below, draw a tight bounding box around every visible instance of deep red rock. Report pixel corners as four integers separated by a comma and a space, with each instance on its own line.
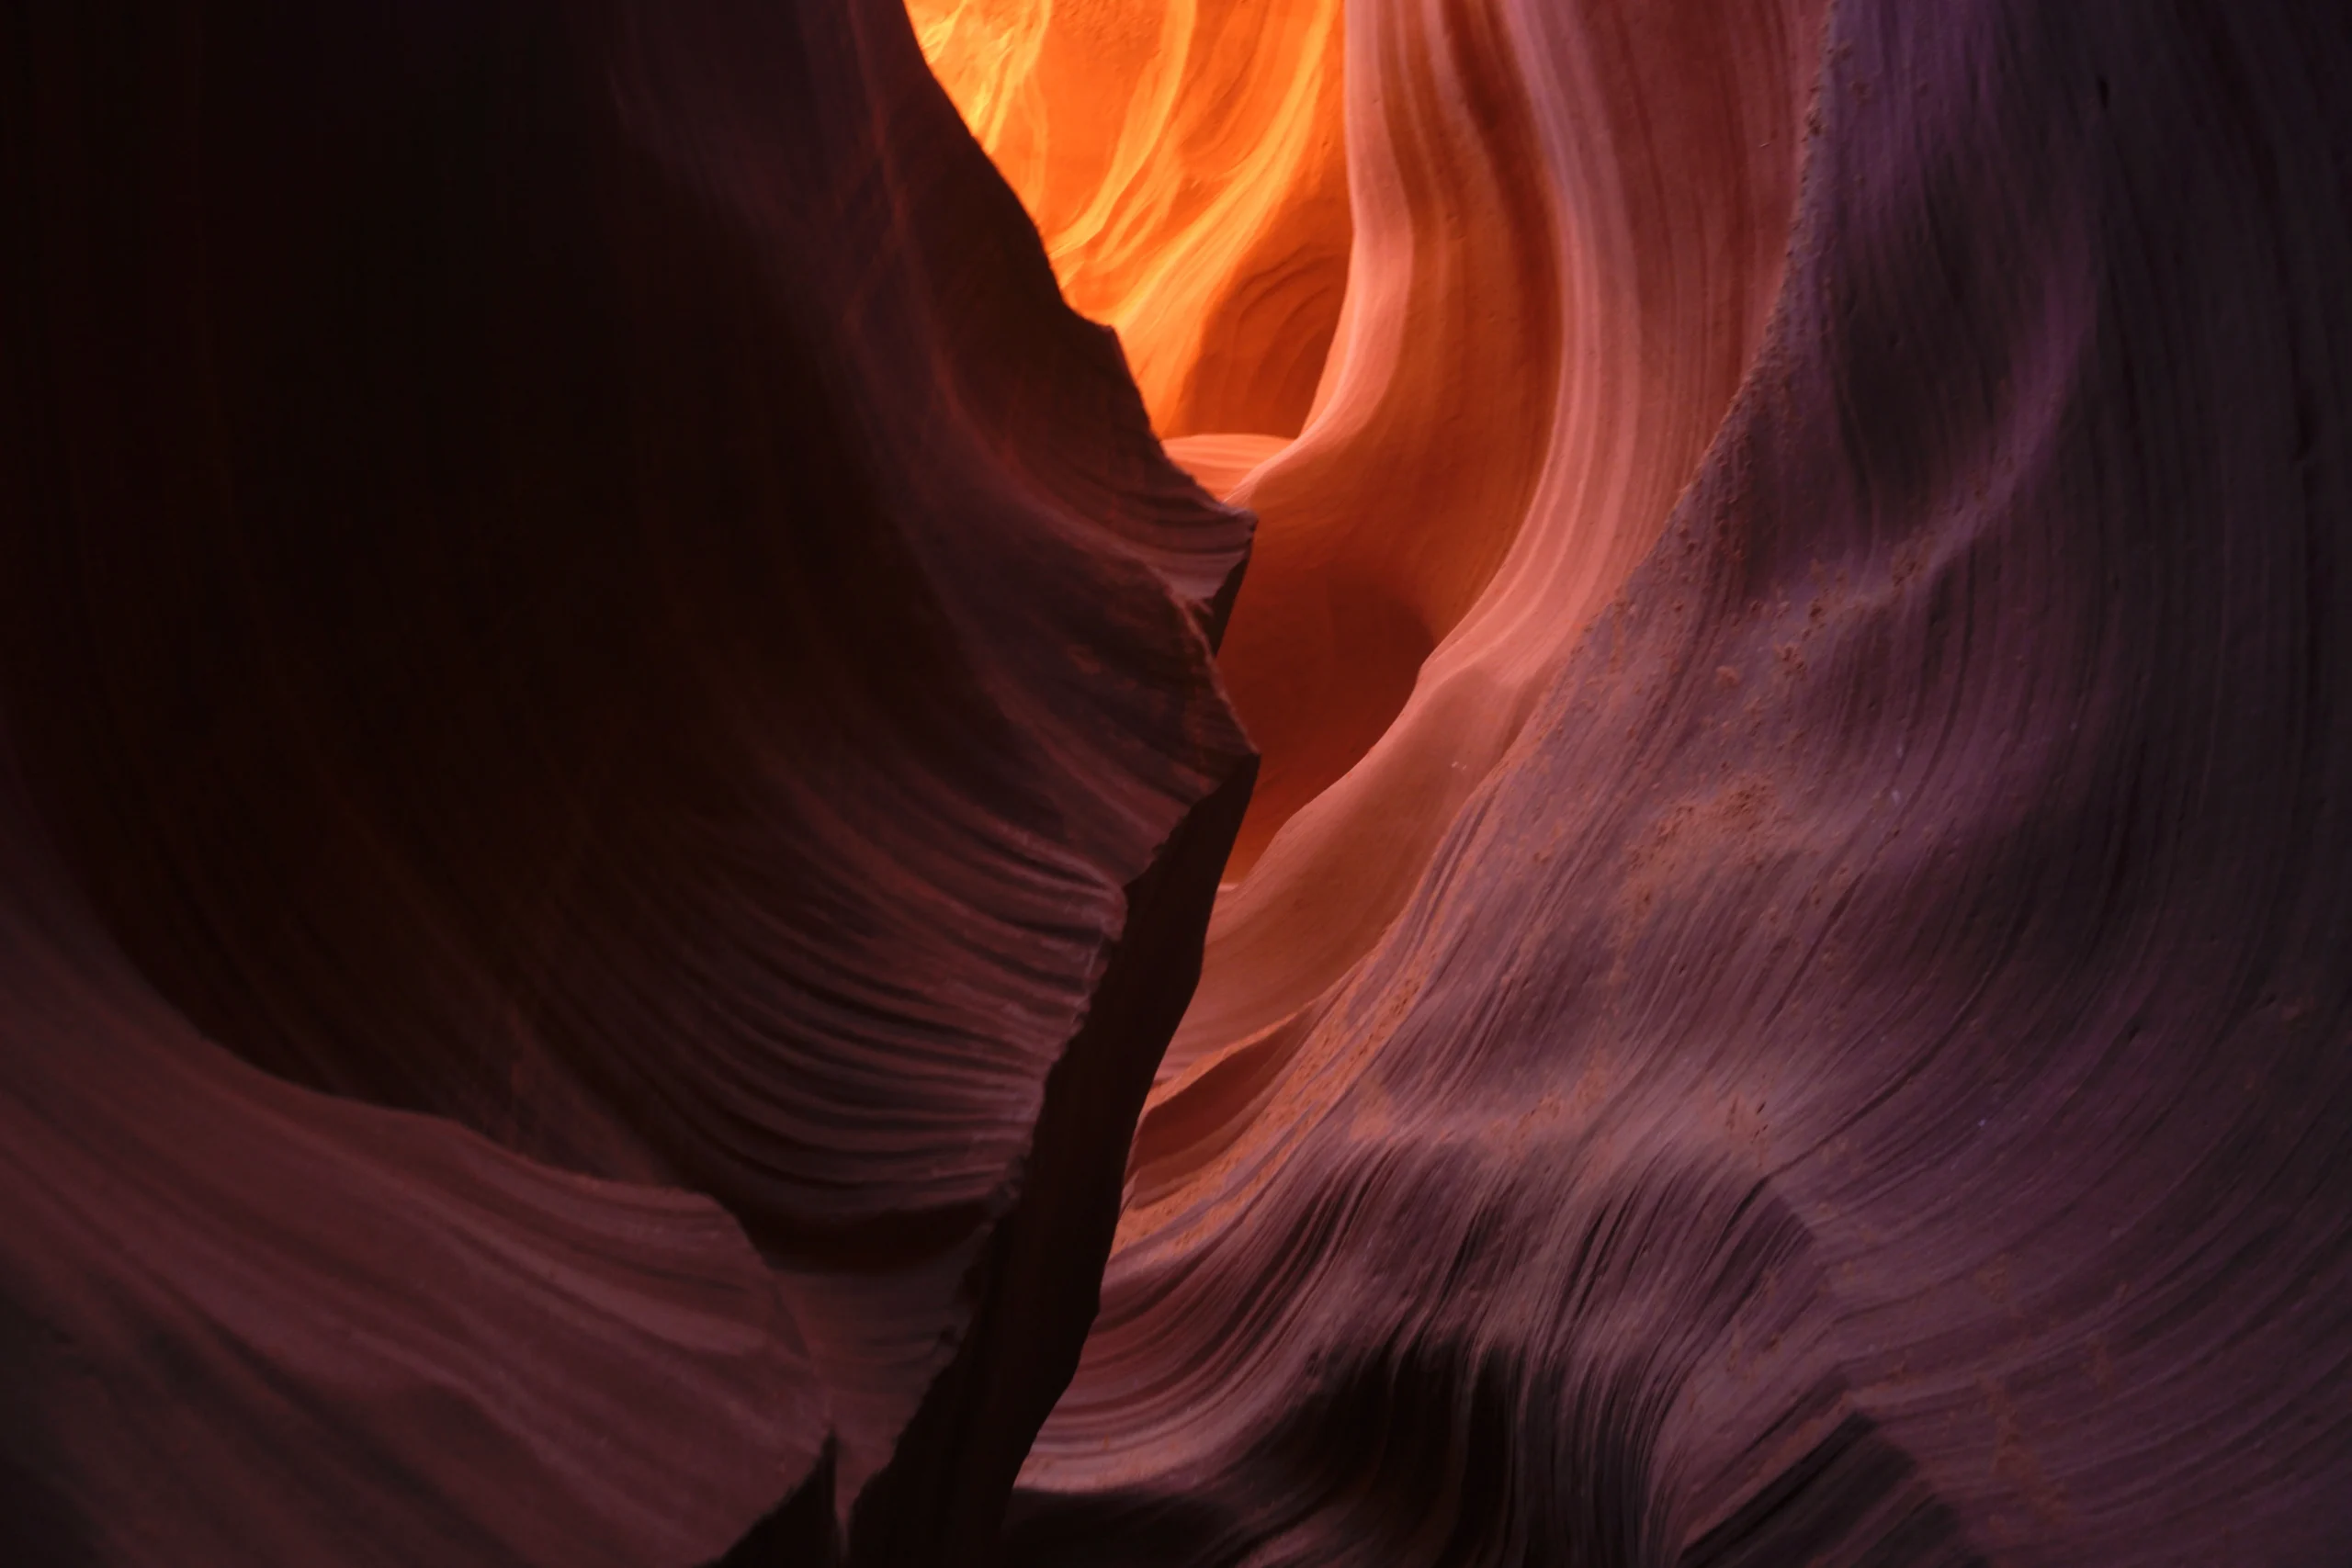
0, 2, 1250, 1562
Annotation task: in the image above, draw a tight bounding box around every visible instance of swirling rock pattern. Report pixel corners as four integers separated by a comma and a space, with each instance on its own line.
1021, 0, 2352, 1563
1152, 0, 1830, 1194
2, 1, 1249, 1562
6, 0, 2352, 1563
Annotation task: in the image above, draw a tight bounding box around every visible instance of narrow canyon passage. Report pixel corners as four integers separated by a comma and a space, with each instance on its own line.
916, 0, 1827, 1239
5, 2, 2349, 1564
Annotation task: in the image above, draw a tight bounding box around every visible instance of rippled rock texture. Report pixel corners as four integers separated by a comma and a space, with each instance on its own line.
1018, 1, 2352, 1563
3, 3, 1249, 1562
8, 0, 2352, 1563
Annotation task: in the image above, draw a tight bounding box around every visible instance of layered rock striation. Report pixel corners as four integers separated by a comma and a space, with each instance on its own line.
910, 0, 1351, 440
1018, 1, 2352, 1562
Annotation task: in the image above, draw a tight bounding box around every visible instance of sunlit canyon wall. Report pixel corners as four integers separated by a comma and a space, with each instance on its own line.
5, 1, 2351, 1565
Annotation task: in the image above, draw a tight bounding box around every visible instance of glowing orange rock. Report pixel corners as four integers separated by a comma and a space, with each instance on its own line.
910, 0, 1351, 438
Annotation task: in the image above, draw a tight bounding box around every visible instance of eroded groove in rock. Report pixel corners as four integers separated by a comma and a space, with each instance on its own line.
1150, 0, 1827, 1209
1019, 1, 2352, 1562
0, 1, 1251, 1562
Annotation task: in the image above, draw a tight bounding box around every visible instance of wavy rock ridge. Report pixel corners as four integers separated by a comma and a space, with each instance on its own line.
1150, 0, 1831, 1204
1013, 1, 2352, 1562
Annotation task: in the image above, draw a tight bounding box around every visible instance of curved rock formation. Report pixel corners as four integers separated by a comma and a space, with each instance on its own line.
1149, 0, 1828, 1208
1, 2, 1250, 1562
0, 753, 819, 1566
1019, 0, 2352, 1562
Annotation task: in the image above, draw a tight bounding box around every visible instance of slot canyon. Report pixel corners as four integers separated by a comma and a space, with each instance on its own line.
4, 1, 2350, 1564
